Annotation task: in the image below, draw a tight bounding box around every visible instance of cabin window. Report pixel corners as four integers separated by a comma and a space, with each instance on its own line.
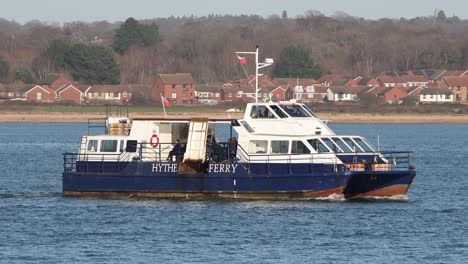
291, 141, 311, 154
87, 140, 98, 152
353, 137, 374, 152
269, 105, 288, 118
250, 105, 274, 118
271, 141, 289, 154
307, 139, 331, 153
126, 140, 138, 152
331, 138, 352, 152
321, 138, 343, 153
248, 140, 268, 154
301, 105, 318, 118
240, 121, 254, 133
280, 105, 311, 117
100, 140, 118, 152
342, 137, 364, 152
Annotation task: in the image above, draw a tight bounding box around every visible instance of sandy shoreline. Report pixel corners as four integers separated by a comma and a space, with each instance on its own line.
1, 112, 468, 124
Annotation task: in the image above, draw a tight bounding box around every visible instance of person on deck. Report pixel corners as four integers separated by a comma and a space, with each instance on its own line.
168, 139, 185, 161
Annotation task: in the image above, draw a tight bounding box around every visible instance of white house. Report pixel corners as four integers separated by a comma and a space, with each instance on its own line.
419, 88, 453, 103
327, 87, 357, 101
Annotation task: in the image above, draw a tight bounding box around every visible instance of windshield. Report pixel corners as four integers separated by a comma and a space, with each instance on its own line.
353, 137, 374, 152
307, 139, 331, 153
280, 105, 312, 117
301, 105, 318, 118
342, 137, 364, 152
321, 138, 344, 153
331, 137, 353, 152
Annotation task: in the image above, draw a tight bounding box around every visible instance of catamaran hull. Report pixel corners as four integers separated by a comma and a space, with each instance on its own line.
343, 171, 416, 199
63, 161, 351, 200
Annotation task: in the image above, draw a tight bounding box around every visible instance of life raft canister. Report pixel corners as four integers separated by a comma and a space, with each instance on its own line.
150, 134, 159, 148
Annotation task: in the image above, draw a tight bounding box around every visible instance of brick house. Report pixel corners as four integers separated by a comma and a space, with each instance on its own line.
152, 73, 195, 104
56, 84, 91, 104
19, 85, 55, 103
86, 85, 133, 104
40, 74, 76, 91
269, 86, 286, 101
382, 87, 408, 104
438, 76, 468, 103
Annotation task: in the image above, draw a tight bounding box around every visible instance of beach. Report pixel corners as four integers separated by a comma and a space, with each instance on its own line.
1, 112, 468, 124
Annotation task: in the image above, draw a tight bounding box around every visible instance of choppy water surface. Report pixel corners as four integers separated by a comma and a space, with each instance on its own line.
0, 123, 467, 263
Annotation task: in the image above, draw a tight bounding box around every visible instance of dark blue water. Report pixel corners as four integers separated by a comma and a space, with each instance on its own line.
0, 123, 467, 263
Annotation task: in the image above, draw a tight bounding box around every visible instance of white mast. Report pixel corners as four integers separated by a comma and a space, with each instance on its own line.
236, 46, 274, 104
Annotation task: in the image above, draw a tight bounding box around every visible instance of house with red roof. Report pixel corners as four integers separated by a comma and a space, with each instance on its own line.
152, 73, 196, 104
419, 88, 453, 103
18, 85, 55, 103
382, 87, 408, 104
438, 76, 468, 103
56, 84, 91, 104
40, 74, 76, 91
86, 85, 133, 104
327, 87, 357, 101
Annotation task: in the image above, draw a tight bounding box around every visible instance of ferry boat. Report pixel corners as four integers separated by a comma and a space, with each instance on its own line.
62, 47, 415, 200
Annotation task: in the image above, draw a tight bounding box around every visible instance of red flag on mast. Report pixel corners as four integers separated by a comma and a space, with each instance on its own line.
238, 56, 246, 65
161, 95, 170, 107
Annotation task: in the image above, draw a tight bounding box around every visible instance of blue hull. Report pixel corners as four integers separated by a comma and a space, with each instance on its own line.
63, 161, 351, 199
343, 171, 416, 198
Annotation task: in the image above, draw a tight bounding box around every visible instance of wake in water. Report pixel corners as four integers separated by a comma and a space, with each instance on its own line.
348, 194, 409, 202
313, 194, 346, 202
0, 192, 62, 199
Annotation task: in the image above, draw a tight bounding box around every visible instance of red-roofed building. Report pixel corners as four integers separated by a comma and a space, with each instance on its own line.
382, 87, 408, 104
439, 76, 468, 103
56, 84, 91, 104
18, 85, 55, 103
152, 73, 196, 104
86, 85, 133, 104
40, 74, 76, 91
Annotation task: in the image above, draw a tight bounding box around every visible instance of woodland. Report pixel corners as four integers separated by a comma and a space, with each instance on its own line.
0, 10, 467, 87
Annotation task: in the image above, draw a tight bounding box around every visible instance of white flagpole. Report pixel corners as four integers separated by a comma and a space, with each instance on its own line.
160, 93, 167, 118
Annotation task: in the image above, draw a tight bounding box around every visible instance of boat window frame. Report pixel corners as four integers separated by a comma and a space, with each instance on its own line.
270, 140, 290, 154
100, 139, 118, 153
248, 140, 269, 154
352, 137, 375, 152
341, 137, 365, 153
307, 138, 332, 153
321, 137, 344, 153
250, 105, 275, 119
269, 105, 288, 118
300, 104, 318, 118
240, 121, 254, 133
291, 140, 312, 154
279, 104, 312, 118
126, 140, 138, 153
87, 139, 99, 152
330, 137, 353, 152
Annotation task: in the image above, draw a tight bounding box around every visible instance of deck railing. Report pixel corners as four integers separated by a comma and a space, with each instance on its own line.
63, 142, 414, 174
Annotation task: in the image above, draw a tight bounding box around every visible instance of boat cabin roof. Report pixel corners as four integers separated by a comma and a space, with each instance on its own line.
131, 117, 233, 124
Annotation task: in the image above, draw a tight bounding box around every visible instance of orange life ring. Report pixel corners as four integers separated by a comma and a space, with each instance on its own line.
150, 134, 159, 148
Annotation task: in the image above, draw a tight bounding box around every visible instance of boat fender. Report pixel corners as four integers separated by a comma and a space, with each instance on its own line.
150, 134, 159, 148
